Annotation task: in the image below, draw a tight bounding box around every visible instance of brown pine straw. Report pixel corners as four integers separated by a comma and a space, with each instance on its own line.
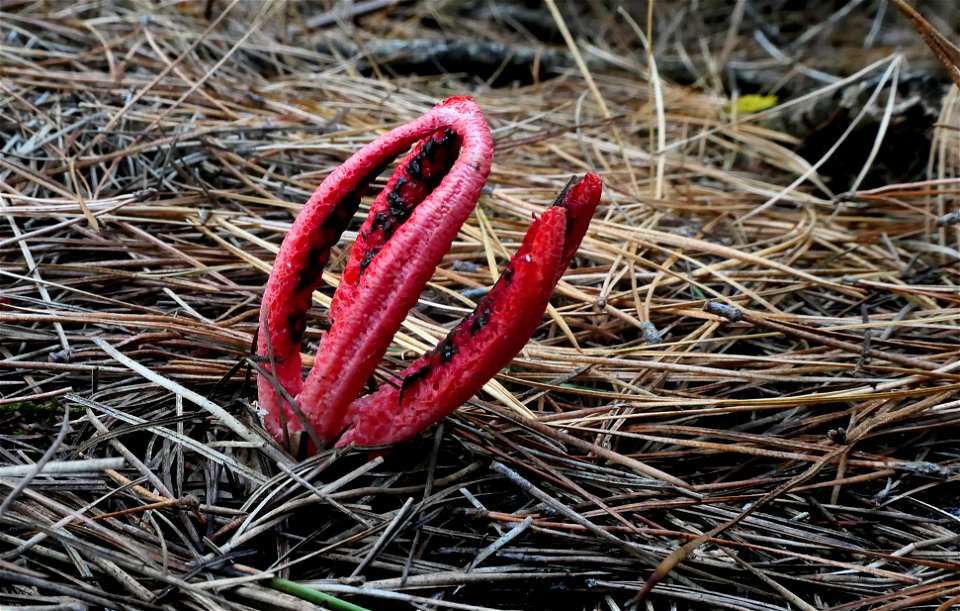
1, 1, 958, 610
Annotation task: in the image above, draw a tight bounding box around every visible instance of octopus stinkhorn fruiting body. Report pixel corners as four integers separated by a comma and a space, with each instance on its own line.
257, 96, 602, 451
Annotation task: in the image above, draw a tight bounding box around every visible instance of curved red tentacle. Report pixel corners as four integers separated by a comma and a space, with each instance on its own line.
336, 207, 568, 447
554, 172, 604, 280
329, 128, 462, 327
258, 97, 492, 445
335, 172, 603, 447
259, 93, 602, 452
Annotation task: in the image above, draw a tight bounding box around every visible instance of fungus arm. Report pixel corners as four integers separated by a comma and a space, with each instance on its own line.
258, 97, 492, 445
337, 173, 603, 447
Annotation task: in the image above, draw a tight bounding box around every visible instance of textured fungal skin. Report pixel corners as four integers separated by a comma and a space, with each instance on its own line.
258, 97, 492, 443
256, 157, 388, 440
336, 172, 603, 447
330, 128, 461, 326
258, 95, 602, 451
336, 208, 568, 446
554, 172, 603, 280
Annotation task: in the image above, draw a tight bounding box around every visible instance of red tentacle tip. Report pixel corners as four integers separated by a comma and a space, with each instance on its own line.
570, 172, 602, 206
257, 97, 603, 453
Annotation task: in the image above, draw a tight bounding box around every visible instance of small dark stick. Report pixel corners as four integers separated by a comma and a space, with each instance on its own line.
703, 300, 743, 322
935, 211, 958, 227
855, 303, 873, 373
639, 322, 661, 345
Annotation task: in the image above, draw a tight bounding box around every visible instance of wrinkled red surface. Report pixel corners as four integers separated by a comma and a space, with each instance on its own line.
258, 97, 491, 444
337, 208, 568, 446
337, 173, 603, 447
258, 95, 602, 450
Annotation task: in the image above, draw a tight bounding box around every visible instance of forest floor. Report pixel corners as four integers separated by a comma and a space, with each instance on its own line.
1, 1, 958, 610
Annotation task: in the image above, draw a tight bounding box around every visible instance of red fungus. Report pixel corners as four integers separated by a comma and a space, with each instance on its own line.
258, 97, 602, 451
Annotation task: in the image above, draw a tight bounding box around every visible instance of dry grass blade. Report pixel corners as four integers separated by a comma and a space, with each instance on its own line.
1, 1, 958, 610
890, 0, 960, 88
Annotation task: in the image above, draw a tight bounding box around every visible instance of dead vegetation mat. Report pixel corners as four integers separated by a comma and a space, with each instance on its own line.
1, 1, 958, 610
